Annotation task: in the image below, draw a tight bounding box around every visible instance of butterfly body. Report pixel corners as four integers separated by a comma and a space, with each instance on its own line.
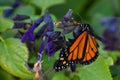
54, 23, 99, 71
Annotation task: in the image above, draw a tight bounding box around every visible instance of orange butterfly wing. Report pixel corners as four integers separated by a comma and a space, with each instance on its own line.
67, 31, 98, 64
82, 34, 98, 64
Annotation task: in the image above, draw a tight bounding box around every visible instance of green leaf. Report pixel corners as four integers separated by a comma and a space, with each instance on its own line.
87, 0, 114, 35
10, 5, 35, 18
1, 29, 18, 39
42, 53, 56, 79
87, 0, 114, 16
79, 56, 113, 80
0, 68, 14, 80
31, 0, 65, 11
49, 0, 88, 19
0, 37, 34, 78
0, 6, 11, 11
0, 18, 13, 32
118, 0, 120, 15
71, 74, 80, 80
52, 73, 70, 80
110, 66, 120, 76
98, 42, 120, 63
113, 74, 120, 80
0, 0, 15, 6
90, 14, 106, 35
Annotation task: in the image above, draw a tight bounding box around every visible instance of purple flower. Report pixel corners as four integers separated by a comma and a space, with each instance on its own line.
39, 31, 61, 57
44, 11, 53, 23
13, 22, 32, 29
55, 9, 76, 34
43, 11, 54, 31
45, 32, 61, 56
101, 17, 120, 31
21, 16, 44, 42
45, 31, 61, 40
3, 0, 22, 17
22, 11, 62, 61
13, 14, 30, 21
101, 17, 120, 51
64, 9, 73, 22
35, 24, 48, 39
37, 11, 55, 58
39, 36, 48, 54
46, 41, 56, 56
21, 31, 35, 42
19, 10, 67, 62
12, 14, 31, 29
20, 10, 58, 61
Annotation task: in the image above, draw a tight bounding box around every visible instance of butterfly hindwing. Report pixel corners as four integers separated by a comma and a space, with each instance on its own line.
53, 49, 69, 71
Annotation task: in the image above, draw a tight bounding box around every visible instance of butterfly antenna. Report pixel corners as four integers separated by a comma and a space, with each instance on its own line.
74, 12, 83, 22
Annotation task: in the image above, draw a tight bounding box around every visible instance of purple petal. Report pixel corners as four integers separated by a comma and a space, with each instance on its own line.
101, 17, 120, 25
13, 14, 30, 21
21, 34, 27, 43
31, 16, 44, 30
102, 17, 120, 51
28, 33, 35, 41
3, 0, 22, 17
44, 11, 52, 23
39, 36, 48, 54
21, 16, 44, 42
21, 32, 35, 43
13, 22, 31, 29
35, 23, 48, 39
47, 23, 54, 31
107, 24, 117, 31
46, 41, 56, 56
37, 53, 42, 61
39, 39, 45, 54
43, 11, 54, 31
3, 8, 14, 17
35, 16, 44, 26
64, 9, 73, 22
45, 31, 61, 40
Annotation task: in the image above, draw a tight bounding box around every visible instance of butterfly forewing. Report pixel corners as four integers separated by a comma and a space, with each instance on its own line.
68, 31, 88, 62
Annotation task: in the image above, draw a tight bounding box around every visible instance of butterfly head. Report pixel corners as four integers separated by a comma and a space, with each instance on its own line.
79, 24, 91, 31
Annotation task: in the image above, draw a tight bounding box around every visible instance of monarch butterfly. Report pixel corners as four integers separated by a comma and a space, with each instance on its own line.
54, 23, 100, 71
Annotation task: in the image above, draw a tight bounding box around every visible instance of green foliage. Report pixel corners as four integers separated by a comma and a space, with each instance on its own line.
52, 73, 70, 80
87, 0, 114, 35
0, 18, 13, 32
114, 74, 120, 80
79, 56, 112, 80
0, 37, 34, 78
0, 68, 14, 80
98, 42, 120, 63
10, 5, 35, 17
31, 0, 65, 12
0, 0, 14, 6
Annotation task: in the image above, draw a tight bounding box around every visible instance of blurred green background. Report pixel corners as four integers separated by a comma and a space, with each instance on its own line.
0, 0, 120, 80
